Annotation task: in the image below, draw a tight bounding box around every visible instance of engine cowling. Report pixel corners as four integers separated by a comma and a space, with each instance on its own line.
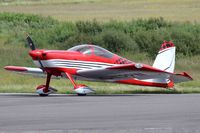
36, 85, 57, 96
74, 85, 95, 95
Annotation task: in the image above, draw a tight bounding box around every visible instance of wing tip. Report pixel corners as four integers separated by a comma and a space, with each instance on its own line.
4, 66, 27, 72
176, 72, 193, 81
181, 72, 193, 80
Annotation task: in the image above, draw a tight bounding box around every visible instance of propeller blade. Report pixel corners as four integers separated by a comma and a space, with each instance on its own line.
27, 36, 36, 50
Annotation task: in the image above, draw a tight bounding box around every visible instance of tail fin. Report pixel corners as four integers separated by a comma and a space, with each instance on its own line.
153, 41, 176, 73
26, 35, 36, 50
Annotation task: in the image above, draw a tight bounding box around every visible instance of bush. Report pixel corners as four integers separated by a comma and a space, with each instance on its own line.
0, 12, 57, 28
1, 12, 200, 58
59, 33, 94, 49
99, 29, 138, 53
76, 20, 102, 35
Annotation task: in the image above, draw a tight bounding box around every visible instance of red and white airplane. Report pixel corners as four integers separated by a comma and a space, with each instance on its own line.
4, 36, 192, 96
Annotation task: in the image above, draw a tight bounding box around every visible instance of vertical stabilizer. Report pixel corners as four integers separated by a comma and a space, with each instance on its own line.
153, 41, 176, 73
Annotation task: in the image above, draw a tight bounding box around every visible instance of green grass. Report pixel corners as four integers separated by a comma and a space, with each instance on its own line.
0, 0, 200, 22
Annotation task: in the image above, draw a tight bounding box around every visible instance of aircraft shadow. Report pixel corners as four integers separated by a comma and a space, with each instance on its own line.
0, 93, 151, 97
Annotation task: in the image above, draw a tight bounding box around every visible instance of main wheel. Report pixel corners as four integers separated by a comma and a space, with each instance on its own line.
39, 94, 49, 97
36, 85, 57, 96
77, 93, 87, 96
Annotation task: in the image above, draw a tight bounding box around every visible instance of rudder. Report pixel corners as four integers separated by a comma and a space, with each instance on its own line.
153, 41, 176, 73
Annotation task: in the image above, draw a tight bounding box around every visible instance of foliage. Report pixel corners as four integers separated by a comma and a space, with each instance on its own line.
1, 12, 200, 57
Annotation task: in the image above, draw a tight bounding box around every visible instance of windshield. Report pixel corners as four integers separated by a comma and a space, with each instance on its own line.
67, 45, 92, 55
93, 46, 113, 58
67, 44, 114, 58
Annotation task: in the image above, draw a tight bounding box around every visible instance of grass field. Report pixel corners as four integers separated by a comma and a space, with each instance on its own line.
0, 0, 200, 94
0, 0, 200, 22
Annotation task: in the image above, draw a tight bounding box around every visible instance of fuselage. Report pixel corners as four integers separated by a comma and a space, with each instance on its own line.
29, 45, 173, 88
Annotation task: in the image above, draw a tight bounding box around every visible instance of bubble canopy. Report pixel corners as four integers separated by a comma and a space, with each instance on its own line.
67, 44, 114, 58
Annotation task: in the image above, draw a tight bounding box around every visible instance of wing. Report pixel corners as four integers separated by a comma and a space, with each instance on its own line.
4, 66, 45, 77
77, 64, 193, 83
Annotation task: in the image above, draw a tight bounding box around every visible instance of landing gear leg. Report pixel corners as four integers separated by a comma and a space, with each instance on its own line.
65, 72, 77, 87
36, 73, 56, 96
40, 73, 52, 96
64, 72, 95, 96
44, 73, 52, 91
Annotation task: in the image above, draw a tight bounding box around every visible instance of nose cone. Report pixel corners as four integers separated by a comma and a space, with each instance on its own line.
29, 50, 42, 59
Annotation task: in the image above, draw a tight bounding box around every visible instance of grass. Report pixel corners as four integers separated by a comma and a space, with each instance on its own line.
0, 0, 200, 22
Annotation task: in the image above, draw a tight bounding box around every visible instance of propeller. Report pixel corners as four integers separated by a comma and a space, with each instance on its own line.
26, 35, 44, 69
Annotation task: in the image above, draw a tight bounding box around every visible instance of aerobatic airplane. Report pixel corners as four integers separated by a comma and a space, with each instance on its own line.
4, 36, 192, 96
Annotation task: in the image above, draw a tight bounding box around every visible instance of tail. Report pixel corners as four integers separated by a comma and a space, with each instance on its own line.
153, 41, 175, 73
26, 35, 36, 50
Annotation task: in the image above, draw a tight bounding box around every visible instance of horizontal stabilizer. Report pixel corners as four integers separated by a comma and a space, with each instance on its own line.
170, 72, 193, 83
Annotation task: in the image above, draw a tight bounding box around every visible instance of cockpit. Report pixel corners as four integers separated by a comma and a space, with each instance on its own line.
67, 44, 114, 58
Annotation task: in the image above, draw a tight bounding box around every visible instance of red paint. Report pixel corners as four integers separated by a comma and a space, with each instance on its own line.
159, 41, 175, 52
4, 66, 27, 72
74, 84, 88, 89
117, 79, 170, 88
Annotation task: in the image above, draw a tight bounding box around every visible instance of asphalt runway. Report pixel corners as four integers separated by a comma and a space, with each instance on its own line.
0, 94, 200, 133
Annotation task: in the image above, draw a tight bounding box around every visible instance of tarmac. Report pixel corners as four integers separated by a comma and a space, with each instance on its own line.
0, 93, 200, 133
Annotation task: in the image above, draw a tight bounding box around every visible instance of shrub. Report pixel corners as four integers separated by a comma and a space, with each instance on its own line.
1, 12, 200, 58
99, 29, 138, 53
76, 20, 102, 35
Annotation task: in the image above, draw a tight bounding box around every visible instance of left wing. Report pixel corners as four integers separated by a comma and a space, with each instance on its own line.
77, 64, 193, 83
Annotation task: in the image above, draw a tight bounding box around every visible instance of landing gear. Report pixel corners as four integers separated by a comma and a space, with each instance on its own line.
36, 73, 57, 96
36, 72, 94, 96
64, 72, 95, 96
36, 85, 57, 96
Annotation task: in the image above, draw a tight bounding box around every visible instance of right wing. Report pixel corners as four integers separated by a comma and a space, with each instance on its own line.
4, 66, 45, 77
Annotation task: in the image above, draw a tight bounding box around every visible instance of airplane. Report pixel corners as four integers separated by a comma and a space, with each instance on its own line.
4, 36, 193, 96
